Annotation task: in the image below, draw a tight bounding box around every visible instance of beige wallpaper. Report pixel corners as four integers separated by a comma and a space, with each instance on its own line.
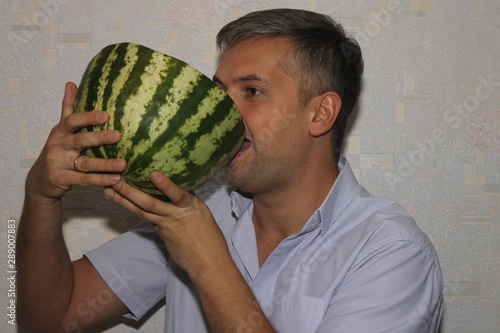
1, 0, 499, 332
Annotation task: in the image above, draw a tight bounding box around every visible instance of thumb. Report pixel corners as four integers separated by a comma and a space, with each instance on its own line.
60, 82, 78, 121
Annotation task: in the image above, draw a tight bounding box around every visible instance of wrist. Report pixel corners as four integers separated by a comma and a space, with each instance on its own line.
191, 255, 276, 333
24, 186, 62, 209
21, 186, 63, 233
24, 167, 64, 208
188, 250, 238, 287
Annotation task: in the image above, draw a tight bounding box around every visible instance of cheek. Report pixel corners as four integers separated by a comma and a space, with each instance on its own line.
253, 110, 297, 143
253, 120, 287, 148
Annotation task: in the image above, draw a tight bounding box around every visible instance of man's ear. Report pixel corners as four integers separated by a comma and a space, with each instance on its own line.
309, 92, 341, 137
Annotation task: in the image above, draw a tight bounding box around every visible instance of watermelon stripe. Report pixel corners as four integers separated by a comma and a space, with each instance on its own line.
88, 45, 125, 159
115, 50, 187, 164
74, 44, 119, 159
173, 118, 244, 188
127, 61, 190, 156
94, 47, 118, 114
125, 76, 215, 173
84, 44, 117, 122
130, 100, 243, 190
73, 45, 106, 123
75, 50, 104, 116
127, 86, 218, 177
127, 64, 202, 161
188, 106, 244, 166
188, 104, 244, 164
100, 44, 141, 158
113, 46, 155, 158
100, 43, 129, 126
183, 93, 237, 152
185, 96, 238, 165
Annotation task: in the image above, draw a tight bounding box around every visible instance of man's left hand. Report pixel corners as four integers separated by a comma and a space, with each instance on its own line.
104, 171, 230, 280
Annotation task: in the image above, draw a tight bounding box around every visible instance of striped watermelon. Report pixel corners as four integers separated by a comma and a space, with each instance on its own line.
73, 42, 245, 200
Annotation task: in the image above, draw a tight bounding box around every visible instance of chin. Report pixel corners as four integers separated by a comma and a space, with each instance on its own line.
225, 158, 256, 189
226, 158, 244, 179
225, 170, 241, 187
226, 169, 248, 190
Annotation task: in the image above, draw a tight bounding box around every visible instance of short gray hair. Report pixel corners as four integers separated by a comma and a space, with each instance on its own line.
217, 8, 364, 160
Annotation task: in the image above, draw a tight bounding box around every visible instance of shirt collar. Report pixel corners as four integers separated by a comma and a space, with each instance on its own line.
231, 190, 252, 219
230, 155, 360, 234
316, 155, 360, 233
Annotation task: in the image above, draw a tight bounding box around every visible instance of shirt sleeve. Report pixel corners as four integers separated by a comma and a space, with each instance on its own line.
317, 240, 443, 333
84, 220, 169, 321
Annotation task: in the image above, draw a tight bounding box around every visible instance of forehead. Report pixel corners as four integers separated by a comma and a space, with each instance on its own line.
215, 37, 295, 82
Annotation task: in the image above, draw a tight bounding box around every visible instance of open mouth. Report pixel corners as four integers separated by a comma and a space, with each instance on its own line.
239, 139, 251, 152
230, 139, 251, 163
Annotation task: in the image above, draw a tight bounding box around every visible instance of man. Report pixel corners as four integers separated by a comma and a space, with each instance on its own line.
17, 8, 443, 333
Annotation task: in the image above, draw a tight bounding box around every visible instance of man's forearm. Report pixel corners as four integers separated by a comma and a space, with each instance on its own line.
17, 196, 74, 332
193, 261, 276, 333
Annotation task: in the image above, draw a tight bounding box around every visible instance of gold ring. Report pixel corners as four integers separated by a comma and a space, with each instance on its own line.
73, 156, 80, 171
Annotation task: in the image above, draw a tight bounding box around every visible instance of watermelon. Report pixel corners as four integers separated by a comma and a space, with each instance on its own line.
73, 42, 245, 200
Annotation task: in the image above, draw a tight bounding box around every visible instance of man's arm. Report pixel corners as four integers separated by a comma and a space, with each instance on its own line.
17, 82, 128, 332
105, 172, 276, 333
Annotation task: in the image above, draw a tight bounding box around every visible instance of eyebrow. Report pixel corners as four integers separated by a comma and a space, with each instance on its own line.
212, 74, 270, 86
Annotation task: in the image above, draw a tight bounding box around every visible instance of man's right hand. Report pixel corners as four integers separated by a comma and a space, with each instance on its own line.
26, 82, 126, 205
17, 82, 130, 332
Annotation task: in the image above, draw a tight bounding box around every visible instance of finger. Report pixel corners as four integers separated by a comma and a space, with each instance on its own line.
103, 187, 142, 215
104, 182, 167, 222
72, 128, 121, 152
150, 172, 193, 208
61, 110, 110, 134
113, 181, 165, 214
73, 155, 126, 173
60, 82, 78, 121
70, 172, 122, 187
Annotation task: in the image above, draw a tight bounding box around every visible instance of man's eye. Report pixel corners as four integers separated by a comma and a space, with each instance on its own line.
247, 87, 262, 96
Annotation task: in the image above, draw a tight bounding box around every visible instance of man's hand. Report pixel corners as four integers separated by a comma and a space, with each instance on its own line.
26, 82, 126, 206
103, 171, 228, 279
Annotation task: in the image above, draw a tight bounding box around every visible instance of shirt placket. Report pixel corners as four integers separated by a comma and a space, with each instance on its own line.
231, 206, 322, 311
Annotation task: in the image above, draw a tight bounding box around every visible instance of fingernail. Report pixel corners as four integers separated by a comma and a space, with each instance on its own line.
109, 174, 121, 183
103, 188, 114, 199
150, 171, 162, 183
108, 131, 120, 141
96, 111, 108, 123
113, 181, 122, 191
112, 160, 125, 170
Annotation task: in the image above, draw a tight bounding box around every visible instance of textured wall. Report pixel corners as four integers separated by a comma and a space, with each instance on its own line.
1, 0, 498, 332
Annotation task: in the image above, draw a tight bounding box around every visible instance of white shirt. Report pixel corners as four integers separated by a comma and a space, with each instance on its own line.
86, 156, 443, 332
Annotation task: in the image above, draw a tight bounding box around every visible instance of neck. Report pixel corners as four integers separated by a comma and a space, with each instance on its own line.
251, 158, 339, 240
249, 157, 339, 267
